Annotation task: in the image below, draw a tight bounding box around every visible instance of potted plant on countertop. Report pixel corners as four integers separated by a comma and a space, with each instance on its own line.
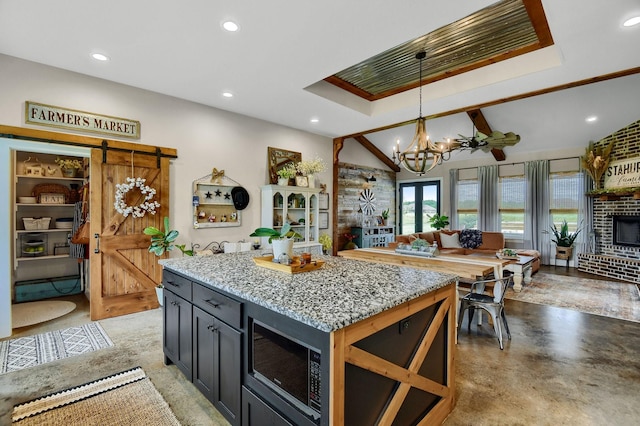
547, 219, 582, 262
144, 216, 194, 306
381, 209, 390, 225
428, 213, 449, 230
250, 223, 302, 260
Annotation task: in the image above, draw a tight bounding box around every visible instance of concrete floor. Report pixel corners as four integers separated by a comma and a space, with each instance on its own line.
2, 267, 639, 425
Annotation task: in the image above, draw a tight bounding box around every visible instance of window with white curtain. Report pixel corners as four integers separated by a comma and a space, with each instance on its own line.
499, 175, 525, 239
549, 171, 581, 232
456, 178, 479, 229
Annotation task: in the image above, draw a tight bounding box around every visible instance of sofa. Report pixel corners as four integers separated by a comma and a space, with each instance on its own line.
395, 230, 540, 273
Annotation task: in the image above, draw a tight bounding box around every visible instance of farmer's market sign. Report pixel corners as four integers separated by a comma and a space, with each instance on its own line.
25, 101, 140, 139
604, 157, 640, 189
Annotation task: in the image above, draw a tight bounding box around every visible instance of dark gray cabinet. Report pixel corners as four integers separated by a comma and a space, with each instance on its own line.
242, 386, 294, 426
193, 306, 242, 424
163, 289, 192, 381
163, 270, 242, 426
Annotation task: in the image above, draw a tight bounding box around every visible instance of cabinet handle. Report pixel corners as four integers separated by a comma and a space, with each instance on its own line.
207, 324, 218, 333
165, 280, 179, 287
204, 299, 221, 309
94, 233, 100, 254
171, 301, 179, 306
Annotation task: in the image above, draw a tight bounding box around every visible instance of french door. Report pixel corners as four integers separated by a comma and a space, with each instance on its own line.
398, 180, 441, 235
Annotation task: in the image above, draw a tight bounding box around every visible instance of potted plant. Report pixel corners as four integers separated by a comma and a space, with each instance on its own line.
144, 217, 193, 305
55, 157, 83, 178
250, 223, 302, 260
547, 219, 582, 261
381, 209, 390, 225
428, 213, 449, 230
343, 233, 358, 250
319, 233, 333, 255
276, 164, 296, 186
296, 156, 326, 188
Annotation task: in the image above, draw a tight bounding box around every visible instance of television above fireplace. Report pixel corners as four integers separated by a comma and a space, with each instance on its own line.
612, 216, 640, 248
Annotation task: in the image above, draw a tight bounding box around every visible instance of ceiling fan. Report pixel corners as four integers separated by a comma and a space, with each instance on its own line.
453, 130, 521, 153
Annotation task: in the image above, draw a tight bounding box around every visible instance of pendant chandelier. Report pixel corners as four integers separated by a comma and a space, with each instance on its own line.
393, 51, 453, 175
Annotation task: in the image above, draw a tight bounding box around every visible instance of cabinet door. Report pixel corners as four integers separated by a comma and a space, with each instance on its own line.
164, 290, 193, 381
193, 306, 242, 425
242, 386, 294, 426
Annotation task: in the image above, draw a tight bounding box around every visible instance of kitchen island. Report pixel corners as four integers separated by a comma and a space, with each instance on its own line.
160, 251, 458, 425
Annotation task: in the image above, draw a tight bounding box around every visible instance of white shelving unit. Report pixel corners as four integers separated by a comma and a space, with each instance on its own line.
12, 150, 85, 295
260, 185, 322, 254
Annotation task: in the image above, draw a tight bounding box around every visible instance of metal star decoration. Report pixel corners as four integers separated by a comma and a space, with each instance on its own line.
205, 191, 213, 199
224, 192, 231, 200
215, 189, 222, 197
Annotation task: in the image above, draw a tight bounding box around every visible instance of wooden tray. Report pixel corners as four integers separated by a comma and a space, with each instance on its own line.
253, 255, 325, 274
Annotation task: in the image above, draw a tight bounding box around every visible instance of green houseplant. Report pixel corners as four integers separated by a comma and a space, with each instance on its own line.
276, 164, 297, 185
547, 219, 582, 262
381, 209, 389, 224
143, 217, 193, 305
428, 213, 449, 230
250, 223, 302, 259
319, 233, 332, 255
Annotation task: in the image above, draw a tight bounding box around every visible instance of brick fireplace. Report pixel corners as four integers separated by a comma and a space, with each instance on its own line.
578, 119, 640, 284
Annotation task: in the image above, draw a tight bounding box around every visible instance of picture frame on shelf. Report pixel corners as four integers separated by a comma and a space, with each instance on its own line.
319, 211, 329, 229
318, 192, 329, 210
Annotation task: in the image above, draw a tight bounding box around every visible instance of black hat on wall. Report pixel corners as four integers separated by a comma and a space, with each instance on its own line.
231, 186, 250, 210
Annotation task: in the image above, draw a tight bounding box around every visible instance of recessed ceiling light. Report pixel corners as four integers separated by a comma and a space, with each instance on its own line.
222, 91, 234, 98
586, 116, 598, 123
91, 53, 109, 61
310, 118, 319, 123
623, 16, 640, 27
222, 21, 239, 32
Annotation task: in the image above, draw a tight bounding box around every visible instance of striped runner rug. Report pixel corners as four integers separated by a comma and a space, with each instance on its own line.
0, 323, 113, 374
12, 367, 179, 425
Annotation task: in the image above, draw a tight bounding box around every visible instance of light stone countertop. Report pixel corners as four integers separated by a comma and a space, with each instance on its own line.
160, 252, 456, 332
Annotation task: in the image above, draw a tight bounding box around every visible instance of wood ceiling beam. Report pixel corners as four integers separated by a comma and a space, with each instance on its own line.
353, 135, 401, 173
467, 109, 506, 162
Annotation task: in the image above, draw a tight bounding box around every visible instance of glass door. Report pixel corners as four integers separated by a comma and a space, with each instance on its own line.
398, 181, 441, 234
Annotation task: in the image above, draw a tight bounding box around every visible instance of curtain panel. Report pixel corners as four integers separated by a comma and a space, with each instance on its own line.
524, 160, 551, 264
478, 165, 499, 232
449, 169, 459, 230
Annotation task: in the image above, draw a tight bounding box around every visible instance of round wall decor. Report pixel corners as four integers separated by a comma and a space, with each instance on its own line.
359, 188, 376, 215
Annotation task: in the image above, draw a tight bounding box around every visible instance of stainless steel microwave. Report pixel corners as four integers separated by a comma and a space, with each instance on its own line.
251, 320, 321, 420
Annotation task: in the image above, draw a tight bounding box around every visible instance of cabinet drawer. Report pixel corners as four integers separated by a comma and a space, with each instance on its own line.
163, 271, 192, 301
193, 283, 242, 329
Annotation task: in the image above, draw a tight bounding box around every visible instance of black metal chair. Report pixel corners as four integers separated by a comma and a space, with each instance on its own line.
457, 272, 513, 350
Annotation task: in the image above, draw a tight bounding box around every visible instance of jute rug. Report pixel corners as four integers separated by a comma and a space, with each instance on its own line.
506, 271, 640, 323
12, 366, 180, 425
12, 300, 77, 329
0, 323, 113, 374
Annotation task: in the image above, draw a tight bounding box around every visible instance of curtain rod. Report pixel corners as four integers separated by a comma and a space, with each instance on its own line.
455, 155, 580, 172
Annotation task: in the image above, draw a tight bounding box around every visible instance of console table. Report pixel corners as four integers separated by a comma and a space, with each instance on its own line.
350, 225, 395, 248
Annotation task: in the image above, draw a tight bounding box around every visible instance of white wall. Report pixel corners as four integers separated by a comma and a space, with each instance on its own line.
0, 54, 334, 336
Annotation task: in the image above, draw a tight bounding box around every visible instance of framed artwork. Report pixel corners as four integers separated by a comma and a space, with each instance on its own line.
318, 192, 329, 210
319, 211, 329, 229
376, 216, 384, 226
268, 147, 301, 184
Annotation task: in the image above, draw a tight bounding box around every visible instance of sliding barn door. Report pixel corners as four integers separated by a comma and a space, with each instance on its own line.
89, 148, 170, 320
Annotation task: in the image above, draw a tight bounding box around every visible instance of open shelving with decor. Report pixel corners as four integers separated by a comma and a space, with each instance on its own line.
192, 171, 247, 229
12, 150, 86, 299
260, 185, 322, 254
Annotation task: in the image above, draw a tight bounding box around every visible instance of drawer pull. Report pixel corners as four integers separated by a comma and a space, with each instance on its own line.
204, 299, 221, 309
207, 324, 218, 333
165, 280, 179, 287
171, 301, 179, 306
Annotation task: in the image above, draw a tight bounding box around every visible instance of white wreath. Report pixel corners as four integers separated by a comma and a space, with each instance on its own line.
114, 177, 161, 218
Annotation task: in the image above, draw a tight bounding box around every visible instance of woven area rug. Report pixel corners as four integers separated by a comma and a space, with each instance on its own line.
506, 271, 640, 323
12, 366, 180, 425
0, 323, 113, 374
12, 300, 77, 329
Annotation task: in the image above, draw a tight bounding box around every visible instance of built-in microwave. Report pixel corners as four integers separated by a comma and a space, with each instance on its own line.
251, 320, 321, 420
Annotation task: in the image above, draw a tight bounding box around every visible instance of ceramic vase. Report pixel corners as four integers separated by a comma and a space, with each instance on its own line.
62, 167, 77, 178
307, 174, 315, 188
272, 238, 294, 260
278, 177, 289, 186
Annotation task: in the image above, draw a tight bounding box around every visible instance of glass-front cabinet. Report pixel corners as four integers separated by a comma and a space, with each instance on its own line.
260, 185, 322, 254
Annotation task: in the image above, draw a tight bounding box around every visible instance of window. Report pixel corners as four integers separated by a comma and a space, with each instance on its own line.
456, 178, 479, 229
399, 181, 441, 234
499, 175, 525, 239
549, 171, 581, 231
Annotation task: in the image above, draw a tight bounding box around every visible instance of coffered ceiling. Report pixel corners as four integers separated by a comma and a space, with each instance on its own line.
0, 0, 639, 167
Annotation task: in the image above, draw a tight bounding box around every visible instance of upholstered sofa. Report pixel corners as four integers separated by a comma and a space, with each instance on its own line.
395, 230, 540, 273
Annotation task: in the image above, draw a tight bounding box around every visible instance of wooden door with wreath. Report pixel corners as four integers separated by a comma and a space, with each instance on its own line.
89, 148, 170, 320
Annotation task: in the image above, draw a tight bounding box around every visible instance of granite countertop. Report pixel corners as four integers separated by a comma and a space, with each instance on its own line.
160, 252, 456, 333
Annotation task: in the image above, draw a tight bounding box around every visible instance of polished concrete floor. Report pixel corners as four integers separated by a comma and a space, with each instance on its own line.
2, 267, 639, 425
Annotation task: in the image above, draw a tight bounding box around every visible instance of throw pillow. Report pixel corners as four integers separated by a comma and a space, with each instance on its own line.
439, 232, 462, 248
460, 229, 483, 249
